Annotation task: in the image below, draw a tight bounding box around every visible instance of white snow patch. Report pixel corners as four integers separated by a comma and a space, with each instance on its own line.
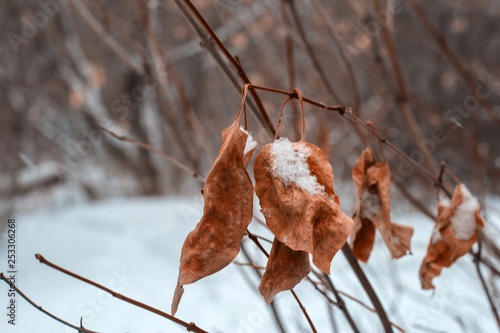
451, 184, 480, 240
360, 189, 381, 219
270, 137, 325, 197
240, 126, 257, 157
1, 196, 499, 332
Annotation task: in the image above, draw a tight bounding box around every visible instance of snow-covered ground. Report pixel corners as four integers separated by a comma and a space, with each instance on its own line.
0, 196, 498, 333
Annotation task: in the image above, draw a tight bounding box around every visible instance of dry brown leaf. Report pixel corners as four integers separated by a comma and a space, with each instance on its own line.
171, 120, 256, 315
350, 147, 414, 262
419, 184, 484, 289
259, 238, 311, 304
254, 138, 353, 275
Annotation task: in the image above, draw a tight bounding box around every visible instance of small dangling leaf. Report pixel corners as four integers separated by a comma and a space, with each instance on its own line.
419, 184, 484, 289
171, 115, 257, 315
259, 238, 311, 305
350, 147, 414, 262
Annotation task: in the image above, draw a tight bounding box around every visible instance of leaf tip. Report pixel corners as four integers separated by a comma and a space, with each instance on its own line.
171, 283, 184, 316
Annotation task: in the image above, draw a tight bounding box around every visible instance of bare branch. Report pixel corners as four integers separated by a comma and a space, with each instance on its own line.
34, 254, 209, 333
0, 273, 100, 333
100, 126, 205, 182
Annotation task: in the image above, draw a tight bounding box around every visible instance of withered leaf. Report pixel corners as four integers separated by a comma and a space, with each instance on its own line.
259, 238, 311, 305
420, 184, 484, 289
171, 120, 256, 315
254, 138, 353, 275
350, 147, 414, 262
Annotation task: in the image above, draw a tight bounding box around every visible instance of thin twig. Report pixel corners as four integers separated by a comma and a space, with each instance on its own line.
290, 289, 318, 333
372, 0, 439, 175
311, 0, 362, 114
305, 276, 339, 307
280, 0, 301, 140
335, 289, 407, 333
100, 126, 205, 182
480, 255, 500, 277
286, 1, 372, 147
394, 180, 435, 220
34, 254, 209, 333
170, 0, 269, 137
179, 0, 276, 136
472, 243, 500, 328
233, 261, 266, 270
287, 0, 341, 103
140, 5, 216, 162
343, 113, 453, 198
0, 272, 100, 333
246, 229, 270, 257
239, 83, 346, 113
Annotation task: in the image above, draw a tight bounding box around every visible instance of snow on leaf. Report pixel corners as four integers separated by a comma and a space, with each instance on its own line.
171, 121, 255, 315
360, 189, 382, 220
450, 184, 480, 240
420, 184, 484, 289
240, 126, 257, 166
259, 238, 311, 305
350, 147, 414, 262
254, 139, 353, 275
270, 138, 326, 197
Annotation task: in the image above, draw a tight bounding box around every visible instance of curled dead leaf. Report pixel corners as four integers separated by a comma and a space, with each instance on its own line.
420, 184, 484, 289
350, 147, 414, 262
259, 238, 311, 304
171, 120, 256, 315
254, 138, 353, 275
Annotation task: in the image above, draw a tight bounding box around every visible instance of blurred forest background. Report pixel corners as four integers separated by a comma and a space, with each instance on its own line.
0, 0, 499, 223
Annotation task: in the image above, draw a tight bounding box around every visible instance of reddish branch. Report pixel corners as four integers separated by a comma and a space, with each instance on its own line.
170, 0, 269, 138
0, 272, 100, 333
34, 254, 209, 333
179, 0, 276, 137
